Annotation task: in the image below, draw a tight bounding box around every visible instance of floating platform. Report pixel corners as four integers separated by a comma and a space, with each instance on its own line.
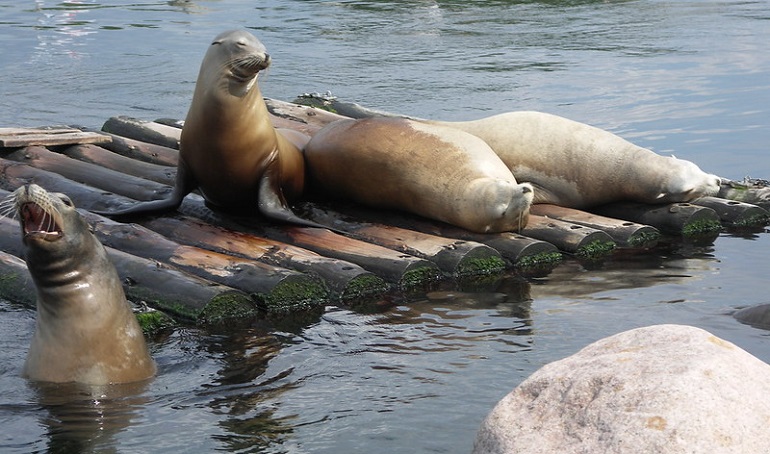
0, 99, 768, 326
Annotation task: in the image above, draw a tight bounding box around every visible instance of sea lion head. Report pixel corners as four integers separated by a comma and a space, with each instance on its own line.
468, 179, 534, 233
655, 157, 721, 202
2, 184, 94, 268
204, 29, 271, 97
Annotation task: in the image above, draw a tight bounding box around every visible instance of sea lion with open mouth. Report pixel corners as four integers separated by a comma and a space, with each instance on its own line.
1, 184, 155, 385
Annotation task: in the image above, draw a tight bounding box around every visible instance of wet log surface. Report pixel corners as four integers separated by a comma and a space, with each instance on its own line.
1, 98, 768, 325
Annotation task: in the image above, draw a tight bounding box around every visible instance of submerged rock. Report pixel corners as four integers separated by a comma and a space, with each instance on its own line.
734, 303, 770, 330
474, 324, 770, 454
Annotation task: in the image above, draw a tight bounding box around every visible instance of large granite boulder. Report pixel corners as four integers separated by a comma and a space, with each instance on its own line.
474, 324, 770, 454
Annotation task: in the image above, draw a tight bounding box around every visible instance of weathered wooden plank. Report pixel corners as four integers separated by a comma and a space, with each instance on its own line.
102, 116, 181, 150
295, 203, 505, 276
530, 204, 660, 248
522, 215, 616, 258
593, 202, 722, 236
0, 127, 111, 148
692, 196, 769, 227
138, 215, 389, 302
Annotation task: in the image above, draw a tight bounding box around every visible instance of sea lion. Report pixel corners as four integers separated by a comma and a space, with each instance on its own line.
99, 29, 323, 228
304, 117, 534, 233
2, 184, 155, 385
426, 111, 721, 208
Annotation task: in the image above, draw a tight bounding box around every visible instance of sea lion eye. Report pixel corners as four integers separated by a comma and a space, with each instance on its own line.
59, 196, 73, 207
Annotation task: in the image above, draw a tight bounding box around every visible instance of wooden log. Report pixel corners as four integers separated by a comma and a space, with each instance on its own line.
290, 94, 405, 120
60, 143, 176, 185
105, 247, 254, 325
101, 116, 181, 150
0, 250, 36, 308
176, 196, 442, 288
691, 196, 769, 227
717, 178, 770, 209
265, 98, 349, 133
521, 214, 616, 258
0, 156, 141, 213
138, 215, 389, 302
3, 146, 172, 203
592, 202, 722, 236
530, 204, 660, 248
309, 202, 562, 271
0, 212, 252, 324
86, 127, 179, 165
0, 126, 111, 148
295, 203, 505, 276
80, 211, 329, 313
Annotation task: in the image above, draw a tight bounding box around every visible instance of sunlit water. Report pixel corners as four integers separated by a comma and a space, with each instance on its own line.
1, 1, 769, 453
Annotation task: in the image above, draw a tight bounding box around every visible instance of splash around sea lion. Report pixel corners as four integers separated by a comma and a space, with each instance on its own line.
1, 184, 155, 385
304, 117, 534, 233
97, 29, 325, 228
426, 111, 722, 208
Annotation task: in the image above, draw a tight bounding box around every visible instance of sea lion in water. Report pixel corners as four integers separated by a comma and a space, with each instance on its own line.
304, 117, 534, 233
426, 111, 721, 208
99, 29, 324, 228
1, 184, 155, 385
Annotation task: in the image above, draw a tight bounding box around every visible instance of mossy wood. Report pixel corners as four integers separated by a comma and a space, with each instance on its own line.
593, 202, 722, 236
530, 204, 660, 248
139, 214, 388, 301
522, 215, 616, 257
325, 202, 562, 270
176, 197, 441, 288
81, 211, 329, 312
295, 202, 505, 276
691, 196, 770, 227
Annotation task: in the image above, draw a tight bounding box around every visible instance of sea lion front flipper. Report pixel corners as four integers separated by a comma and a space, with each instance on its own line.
257, 168, 330, 230
95, 158, 197, 218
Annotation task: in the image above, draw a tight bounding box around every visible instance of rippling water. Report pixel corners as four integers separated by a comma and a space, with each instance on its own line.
1, 1, 770, 453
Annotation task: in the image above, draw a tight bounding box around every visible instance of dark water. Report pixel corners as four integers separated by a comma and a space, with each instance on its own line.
1, 1, 770, 453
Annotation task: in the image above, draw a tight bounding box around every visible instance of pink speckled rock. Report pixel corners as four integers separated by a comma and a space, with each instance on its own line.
474, 324, 770, 454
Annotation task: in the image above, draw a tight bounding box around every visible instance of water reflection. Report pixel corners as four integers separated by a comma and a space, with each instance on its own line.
31, 0, 99, 61
31, 380, 150, 454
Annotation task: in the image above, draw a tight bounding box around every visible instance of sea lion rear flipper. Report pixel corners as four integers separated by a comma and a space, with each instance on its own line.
94, 159, 196, 219
257, 169, 330, 230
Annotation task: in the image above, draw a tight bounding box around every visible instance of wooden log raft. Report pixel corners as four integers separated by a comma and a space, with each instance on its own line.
2, 98, 769, 324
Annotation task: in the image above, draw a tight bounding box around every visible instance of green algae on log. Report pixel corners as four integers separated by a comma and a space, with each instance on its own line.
593, 202, 722, 237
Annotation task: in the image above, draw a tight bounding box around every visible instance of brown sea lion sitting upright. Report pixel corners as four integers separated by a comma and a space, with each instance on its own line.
98, 29, 324, 228
4, 184, 155, 385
